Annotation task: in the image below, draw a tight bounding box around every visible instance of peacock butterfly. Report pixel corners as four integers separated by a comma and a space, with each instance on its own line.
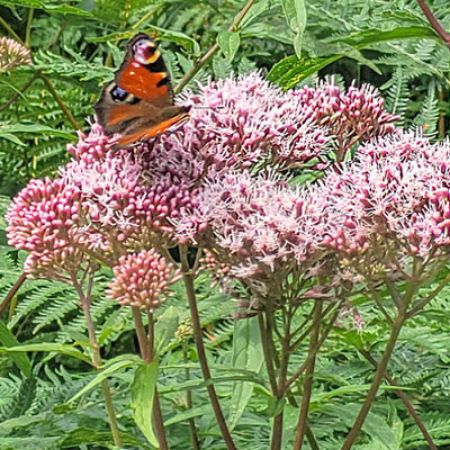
95, 33, 190, 147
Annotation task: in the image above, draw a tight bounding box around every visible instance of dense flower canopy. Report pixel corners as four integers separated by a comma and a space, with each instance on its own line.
7, 72, 424, 306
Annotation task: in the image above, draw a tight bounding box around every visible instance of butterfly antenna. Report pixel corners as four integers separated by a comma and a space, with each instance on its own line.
191, 105, 226, 110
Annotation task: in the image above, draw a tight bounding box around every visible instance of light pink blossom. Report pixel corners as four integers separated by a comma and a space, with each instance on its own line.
107, 249, 179, 310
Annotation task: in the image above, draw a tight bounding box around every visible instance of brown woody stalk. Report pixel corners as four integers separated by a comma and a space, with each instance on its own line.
132, 308, 169, 450
179, 245, 237, 450
292, 301, 323, 450
0, 273, 27, 317
73, 273, 122, 448
359, 349, 437, 450
417, 0, 450, 47
174, 0, 255, 94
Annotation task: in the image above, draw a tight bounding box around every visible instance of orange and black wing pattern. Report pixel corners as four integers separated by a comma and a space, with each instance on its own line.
95, 33, 190, 147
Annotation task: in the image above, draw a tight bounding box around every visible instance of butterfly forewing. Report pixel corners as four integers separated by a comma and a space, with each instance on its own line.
94, 33, 190, 146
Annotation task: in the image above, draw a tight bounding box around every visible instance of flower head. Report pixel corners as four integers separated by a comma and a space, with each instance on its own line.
0, 37, 31, 72
107, 249, 178, 310
67, 123, 118, 165
62, 128, 196, 253
176, 170, 328, 276
317, 132, 450, 257
6, 177, 84, 278
157, 73, 331, 173
294, 81, 398, 158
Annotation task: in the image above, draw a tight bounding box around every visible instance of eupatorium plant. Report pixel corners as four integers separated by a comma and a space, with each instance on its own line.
9, 73, 430, 450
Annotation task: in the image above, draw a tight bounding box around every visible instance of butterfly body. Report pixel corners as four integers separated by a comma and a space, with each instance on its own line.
95, 33, 190, 147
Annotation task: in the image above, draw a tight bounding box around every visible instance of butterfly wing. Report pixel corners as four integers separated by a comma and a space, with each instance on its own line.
95, 33, 189, 146
115, 33, 173, 106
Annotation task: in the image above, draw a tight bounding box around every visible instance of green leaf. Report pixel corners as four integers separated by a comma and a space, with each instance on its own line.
146, 25, 201, 54
327, 26, 438, 48
67, 357, 139, 403
131, 361, 159, 448
0, 321, 31, 377
281, 0, 307, 57
228, 317, 263, 430
0, 343, 91, 364
217, 31, 241, 63
0, 124, 75, 143
61, 428, 142, 448
159, 373, 266, 394
268, 26, 439, 90
154, 306, 179, 355
240, 0, 269, 28
268, 54, 340, 89
0, 0, 92, 15
89, 26, 200, 54
164, 406, 205, 427
0, 133, 25, 146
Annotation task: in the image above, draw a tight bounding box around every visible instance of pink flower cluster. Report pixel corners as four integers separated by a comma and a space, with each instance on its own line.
0, 37, 31, 72
293, 82, 398, 159
5, 73, 404, 305
317, 132, 450, 257
159, 73, 397, 172
62, 143, 194, 253
6, 177, 83, 278
6, 125, 196, 283
176, 170, 327, 277
177, 130, 450, 293
107, 249, 179, 310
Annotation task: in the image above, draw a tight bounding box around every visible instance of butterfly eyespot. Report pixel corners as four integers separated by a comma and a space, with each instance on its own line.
110, 85, 129, 102
133, 38, 155, 53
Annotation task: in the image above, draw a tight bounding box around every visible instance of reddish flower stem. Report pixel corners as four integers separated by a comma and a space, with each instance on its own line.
359, 349, 437, 450
0, 273, 27, 318
73, 274, 122, 448
132, 308, 169, 450
174, 0, 255, 94
179, 245, 237, 450
340, 313, 407, 450
292, 301, 323, 450
183, 343, 202, 450
417, 0, 450, 47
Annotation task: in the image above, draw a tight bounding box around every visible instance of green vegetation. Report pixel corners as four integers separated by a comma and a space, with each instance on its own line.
0, 1, 449, 449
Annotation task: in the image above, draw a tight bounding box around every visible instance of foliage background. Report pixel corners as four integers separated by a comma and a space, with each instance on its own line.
0, 0, 449, 449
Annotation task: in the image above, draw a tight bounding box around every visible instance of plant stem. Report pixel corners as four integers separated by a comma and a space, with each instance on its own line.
174, 0, 255, 94
148, 311, 169, 450
0, 17, 80, 130
406, 270, 450, 319
416, 0, 450, 47
183, 343, 202, 450
293, 301, 323, 450
271, 305, 294, 450
25, 8, 34, 47
0, 74, 38, 112
38, 73, 80, 129
132, 307, 149, 358
179, 245, 237, 450
258, 313, 278, 394
284, 302, 342, 392
132, 308, 169, 450
0, 16, 22, 43
340, 313, 407, 450
359, 349, 437, 450
74, 275, 122, 448
259, 305, 284, 450
0, 273, 27, 318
